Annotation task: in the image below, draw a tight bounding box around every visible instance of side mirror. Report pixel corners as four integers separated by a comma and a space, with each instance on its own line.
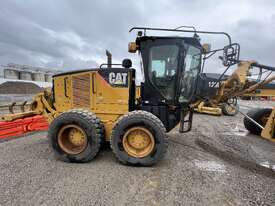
222, 43, 240, 66
122, 59, 132, 68
202, 43, 211, 53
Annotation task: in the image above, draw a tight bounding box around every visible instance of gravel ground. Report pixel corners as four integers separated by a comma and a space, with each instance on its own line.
0, 101, 275, 206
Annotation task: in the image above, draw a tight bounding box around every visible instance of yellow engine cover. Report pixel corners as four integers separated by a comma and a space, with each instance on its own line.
53, 68, 134, 140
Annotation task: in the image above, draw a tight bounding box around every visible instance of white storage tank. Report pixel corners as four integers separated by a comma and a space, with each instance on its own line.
19, 71, 32, 81
45, 73, 53, 82
33, 72, 45, 82
4, 69, 19, 79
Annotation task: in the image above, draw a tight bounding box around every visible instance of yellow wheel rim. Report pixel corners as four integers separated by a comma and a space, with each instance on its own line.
57, 124, 88, 155
122, 127, 155, 158
227, 104, 236, 113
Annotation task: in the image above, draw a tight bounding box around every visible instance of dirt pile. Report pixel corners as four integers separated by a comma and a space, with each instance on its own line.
0, 81, 44, 94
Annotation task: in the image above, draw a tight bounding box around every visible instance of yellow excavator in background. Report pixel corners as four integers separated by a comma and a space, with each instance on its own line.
0, 26, 275, 165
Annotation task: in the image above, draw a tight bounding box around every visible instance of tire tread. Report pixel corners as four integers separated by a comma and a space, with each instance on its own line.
110, 110, 168, 166
48, 108, 104, 163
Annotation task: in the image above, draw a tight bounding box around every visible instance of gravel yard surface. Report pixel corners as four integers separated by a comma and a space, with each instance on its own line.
0, 100, 275, 206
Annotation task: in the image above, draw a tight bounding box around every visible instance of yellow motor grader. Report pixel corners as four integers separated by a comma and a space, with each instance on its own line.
192, 61, 275, 116
1, 26, 275, 165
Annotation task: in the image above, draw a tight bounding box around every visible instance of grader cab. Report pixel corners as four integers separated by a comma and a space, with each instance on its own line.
1, 26, 275, 165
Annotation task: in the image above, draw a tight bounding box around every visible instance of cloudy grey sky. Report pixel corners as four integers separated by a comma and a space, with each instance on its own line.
0, 0, 275, 76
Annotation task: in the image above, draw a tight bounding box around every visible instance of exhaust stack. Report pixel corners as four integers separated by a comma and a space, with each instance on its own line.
106, 50, 112, 68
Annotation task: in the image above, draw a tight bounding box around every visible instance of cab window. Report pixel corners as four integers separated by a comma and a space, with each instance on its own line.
148, 45, 179, 100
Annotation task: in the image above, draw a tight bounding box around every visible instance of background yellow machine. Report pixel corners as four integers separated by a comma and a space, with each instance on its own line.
2, 26, 275, 165
193, 63, 275, 116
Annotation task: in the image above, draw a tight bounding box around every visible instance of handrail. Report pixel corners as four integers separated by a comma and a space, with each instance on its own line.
129, 27, 232, 45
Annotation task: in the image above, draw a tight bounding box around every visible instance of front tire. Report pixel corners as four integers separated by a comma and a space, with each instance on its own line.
48, 109, 103, 163
221, 103, 239, 116
110, 110, 168, 166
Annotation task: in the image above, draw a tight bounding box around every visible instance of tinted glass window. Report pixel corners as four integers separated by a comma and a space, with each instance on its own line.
148, 45, 179, 100
179, 45, 201, 103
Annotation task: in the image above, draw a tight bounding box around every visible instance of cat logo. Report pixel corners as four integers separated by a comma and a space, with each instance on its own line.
109, 72, 127, 85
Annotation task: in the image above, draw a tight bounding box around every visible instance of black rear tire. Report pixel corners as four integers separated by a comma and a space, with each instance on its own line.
243, 108, 272, 135
48, 109, 103, 163
110, 110, 168, 166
